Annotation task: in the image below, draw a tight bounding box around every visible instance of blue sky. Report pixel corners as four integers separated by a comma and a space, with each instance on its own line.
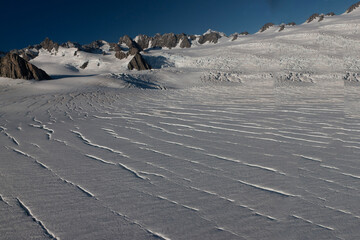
0, 0, 357, 51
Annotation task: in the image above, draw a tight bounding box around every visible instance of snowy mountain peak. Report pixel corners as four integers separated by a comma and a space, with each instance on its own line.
346, 1, 360, 13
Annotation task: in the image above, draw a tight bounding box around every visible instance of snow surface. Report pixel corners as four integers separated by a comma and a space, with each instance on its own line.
1, 8, 360, 240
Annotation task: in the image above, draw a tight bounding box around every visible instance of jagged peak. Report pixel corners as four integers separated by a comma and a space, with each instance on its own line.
347, 1, 360, 13
259, 23, 275, 33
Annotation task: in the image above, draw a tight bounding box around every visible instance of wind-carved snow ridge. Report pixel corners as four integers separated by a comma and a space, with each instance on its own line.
0, 126, 20, 145
0, 195, 9, 205
16, 198, 58, 240
85, 154, 148, 181
11, 147, 96, 199
71, 130, 130, 158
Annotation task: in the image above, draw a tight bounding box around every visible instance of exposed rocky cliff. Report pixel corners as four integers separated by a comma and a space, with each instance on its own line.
128, 53, 151, 71
347, 1, 360, 13
0, 53, 51, 80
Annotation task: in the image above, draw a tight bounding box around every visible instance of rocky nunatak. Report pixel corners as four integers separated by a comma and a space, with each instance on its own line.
0, 53, 51, 80
128, 53, 151, 71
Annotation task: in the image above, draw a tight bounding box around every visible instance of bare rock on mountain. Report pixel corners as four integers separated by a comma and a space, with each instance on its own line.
82, 40, 106, 53
115, 50, 128, 60
40, 37, 59, 52
198, 32, 222, 44
0, 53, 51, 80
152, 33, 178, 49
347, 1, 360, 13
178, 34, 191, 48
189, 35, 197, 41
128, 53, 151, 71
326, 12, 335, 16
287, 22, 296, 26
61, 41, 82, 49
135, 34, 152, 50
119, 35, 141, 53
279, 24, 286, 32
259, 23, 274, 32
307, 13, 319, 23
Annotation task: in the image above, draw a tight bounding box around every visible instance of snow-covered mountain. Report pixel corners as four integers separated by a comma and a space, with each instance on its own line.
1, 3, 360, 240
1, 2, 360, 88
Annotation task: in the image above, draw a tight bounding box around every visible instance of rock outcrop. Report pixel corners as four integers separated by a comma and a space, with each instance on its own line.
307, 13, 319, 23
260, 23, 275, 32
40, 37, 59, 52
0, 53, 51, 80
347, 1, 360, 13
128, 53, 151, 71
198, 32, 222, 44
326, 12, 335, 16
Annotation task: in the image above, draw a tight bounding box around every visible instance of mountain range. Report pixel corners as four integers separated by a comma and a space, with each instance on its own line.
1, 1, 360, 86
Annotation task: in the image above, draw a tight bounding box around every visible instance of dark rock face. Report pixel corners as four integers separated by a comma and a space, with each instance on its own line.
326, 12, 335, 16
128, 53, 151, 71
287, 22, 296, 26
152, 33, 178, 49
198, 32, 222, 44
82, 40, 106, 53
279, 24, 286, 32
347, 1, 360, 13
115, 50, 127, 60
318, 14, 325, 22
61, 41, 82, 49
119, 35, 141, 54
259, 23, 274, 32
80, 61, 89, 69
307, 13, 319, 23
0, 53, 51, 80
135, 34, 152, 50
40, 38, 59, 52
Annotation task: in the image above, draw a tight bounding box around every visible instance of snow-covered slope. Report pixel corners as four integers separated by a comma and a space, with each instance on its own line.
1, 4, 360, 240
1, 6, 357, 89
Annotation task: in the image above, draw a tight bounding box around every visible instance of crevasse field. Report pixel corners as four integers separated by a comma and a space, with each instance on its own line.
1, 10, 360, 240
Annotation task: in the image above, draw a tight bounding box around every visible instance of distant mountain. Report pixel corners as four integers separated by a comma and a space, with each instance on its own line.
1, 0, 360, 81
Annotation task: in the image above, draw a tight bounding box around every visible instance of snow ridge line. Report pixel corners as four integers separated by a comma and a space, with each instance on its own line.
71, 130, 130, 158
109, 209, 170, 240
0, 195, 9, 205
11, 148, 95, 198
85, 154, 148, 181
0, 126, 20, 146
16, 198, 58, 240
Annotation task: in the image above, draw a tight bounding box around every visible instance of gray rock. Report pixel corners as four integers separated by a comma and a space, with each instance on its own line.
61, 41, 82, 49
82, 40, 106, 53
189, 35, 197, 41
0, 53, 51, 80
326, 12, 335, 16
307, 13, 319, 23
287, 22, 296, 26
259, 23, 274, 32
119, 35, 141, 53
80, 61, 89, 69
40, 37, 59, 52
152, 33, 178, 49
128, 53, 151, 71
347, 1, 360, 13
135, 34, 152, 50
198, 32, 222, 44
115, 50, 127, 60
279, 24, 286, 32
178, 34, 191, 48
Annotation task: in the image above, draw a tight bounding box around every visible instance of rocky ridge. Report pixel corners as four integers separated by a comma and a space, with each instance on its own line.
0, 53, 51, 80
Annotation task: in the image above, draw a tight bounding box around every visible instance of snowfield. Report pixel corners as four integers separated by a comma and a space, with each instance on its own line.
1, 7, 360, 240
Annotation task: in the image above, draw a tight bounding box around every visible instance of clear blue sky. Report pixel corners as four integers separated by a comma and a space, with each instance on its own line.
0, 0, 358, 51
